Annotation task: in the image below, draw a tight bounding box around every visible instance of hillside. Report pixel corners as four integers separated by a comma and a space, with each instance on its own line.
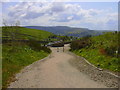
70, 31, 119, 72
2, 27, 53, 40
2, 26, 52, 88
25, 26, 110, 37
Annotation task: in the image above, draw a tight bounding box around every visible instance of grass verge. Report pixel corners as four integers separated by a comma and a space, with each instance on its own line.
71, 32, 119, 72
72, 48, 119, 72
2, 45, 49, 88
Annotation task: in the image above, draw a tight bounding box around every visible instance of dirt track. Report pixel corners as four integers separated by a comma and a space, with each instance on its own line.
9, 44, 108, 88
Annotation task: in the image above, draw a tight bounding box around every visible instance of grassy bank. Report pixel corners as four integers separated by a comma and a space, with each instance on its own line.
2, 27, 53, 40
71, 32, 119, 72
2, 44, 50, 88
2, 26, 52, 88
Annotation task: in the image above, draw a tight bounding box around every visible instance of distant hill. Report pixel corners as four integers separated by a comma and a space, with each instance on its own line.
25, 26, 111, 37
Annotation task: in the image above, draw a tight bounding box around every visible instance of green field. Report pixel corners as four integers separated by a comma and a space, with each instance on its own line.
2, 26, 52, 88
71, 32, 119, 72
2, 26, 53, 40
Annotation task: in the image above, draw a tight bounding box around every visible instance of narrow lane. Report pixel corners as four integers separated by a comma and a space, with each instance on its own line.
9, 44, 107, 88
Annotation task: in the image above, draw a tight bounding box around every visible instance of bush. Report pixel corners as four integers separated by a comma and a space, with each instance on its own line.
28, 38, 41, 51
28, 38, 51, 53
70, 37, 91, 50
41, 46, 51, 53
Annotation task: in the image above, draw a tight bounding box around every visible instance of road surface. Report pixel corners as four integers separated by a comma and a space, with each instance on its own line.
9, 44, 107, 88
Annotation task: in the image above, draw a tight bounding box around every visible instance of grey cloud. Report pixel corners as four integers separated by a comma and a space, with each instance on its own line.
8, 11, 15, 16
8, 2, 31, 18
51, 13, 84, 22
8, 2, 66, 20
50, 13, 72, 22
51, 2, 65, 13
89, 11, 98, 16
72, 14, 83, 20
23, 12, 45, 19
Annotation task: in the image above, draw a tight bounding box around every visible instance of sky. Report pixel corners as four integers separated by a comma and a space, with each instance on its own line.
1, 0, 119, 30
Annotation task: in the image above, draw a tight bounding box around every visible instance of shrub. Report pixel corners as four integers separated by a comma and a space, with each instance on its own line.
41, 46, 51, 53
28, 38, 42, 51
28, 38, 51, 53
70, 37, 91, 50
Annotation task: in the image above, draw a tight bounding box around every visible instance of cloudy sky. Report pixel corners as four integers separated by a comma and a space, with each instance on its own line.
1, 0, 118, 30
